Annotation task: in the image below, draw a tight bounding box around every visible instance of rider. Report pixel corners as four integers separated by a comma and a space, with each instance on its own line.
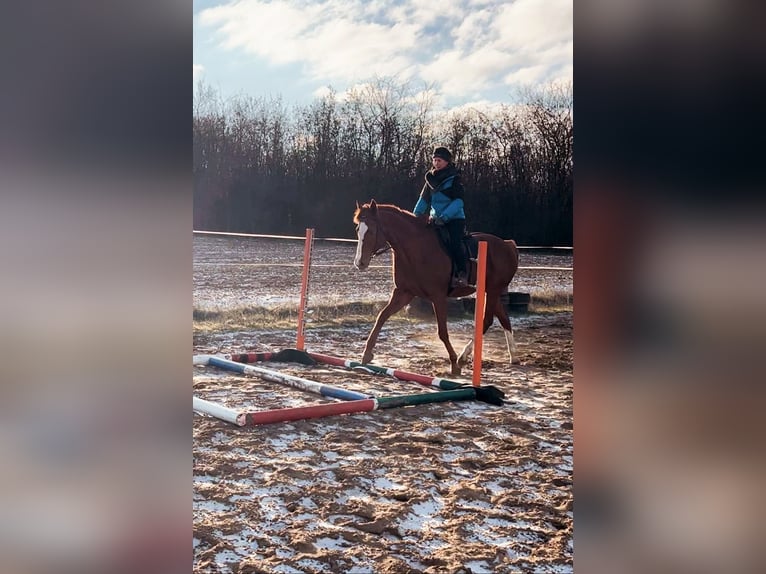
413, 146, 468, 288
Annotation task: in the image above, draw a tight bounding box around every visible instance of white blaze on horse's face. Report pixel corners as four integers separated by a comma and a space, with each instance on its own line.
354, 222, 370, 270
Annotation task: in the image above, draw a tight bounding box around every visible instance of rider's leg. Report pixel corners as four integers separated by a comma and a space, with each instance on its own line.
447, 219, 467, 285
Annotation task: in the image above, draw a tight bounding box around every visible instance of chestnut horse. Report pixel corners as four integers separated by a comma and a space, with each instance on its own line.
353, 200, 520, 375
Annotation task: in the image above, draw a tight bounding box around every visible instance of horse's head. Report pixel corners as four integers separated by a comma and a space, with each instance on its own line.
353, 199, 388, 270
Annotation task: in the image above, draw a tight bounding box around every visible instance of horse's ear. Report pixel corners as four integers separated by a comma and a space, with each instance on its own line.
370, 199, 377, 213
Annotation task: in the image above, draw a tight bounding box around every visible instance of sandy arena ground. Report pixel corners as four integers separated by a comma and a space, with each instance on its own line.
193, 311, 573, 573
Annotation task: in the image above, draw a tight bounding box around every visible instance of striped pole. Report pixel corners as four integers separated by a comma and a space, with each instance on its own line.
193, 396, 241, 425
308, 352, 470, 392
240, 398, 377, 425
376, 388, 476, 408
242, 390, 477, 425
296, 228, 315, 350
208, 356, 370, 401
472, 241, 488, 386
195, 388, 477, 427
307, 352, 505, 406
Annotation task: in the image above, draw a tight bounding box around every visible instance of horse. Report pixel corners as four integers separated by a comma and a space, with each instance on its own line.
353, 199, 520, 375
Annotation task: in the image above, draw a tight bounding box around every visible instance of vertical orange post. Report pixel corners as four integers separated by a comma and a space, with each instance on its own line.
296, 228, 315, 350
472, 241, 488, 387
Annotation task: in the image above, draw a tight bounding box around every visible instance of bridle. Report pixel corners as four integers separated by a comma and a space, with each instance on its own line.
359, 215, 392, 259
372, 244, 392, 258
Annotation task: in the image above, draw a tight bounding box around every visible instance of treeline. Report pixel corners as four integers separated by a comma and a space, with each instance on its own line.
193, 78, 572, 245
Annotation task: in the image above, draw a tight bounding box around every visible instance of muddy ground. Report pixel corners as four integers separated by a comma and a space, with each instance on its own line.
193, 236, 573, 573
193, 312, 572, 573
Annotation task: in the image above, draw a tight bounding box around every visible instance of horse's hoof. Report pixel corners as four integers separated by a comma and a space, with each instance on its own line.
511, 357, 521, 365
362, 352, 374, 364
451, 365, 462, 376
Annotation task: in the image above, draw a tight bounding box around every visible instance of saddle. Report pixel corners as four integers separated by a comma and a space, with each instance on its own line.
435, 227, 479, 287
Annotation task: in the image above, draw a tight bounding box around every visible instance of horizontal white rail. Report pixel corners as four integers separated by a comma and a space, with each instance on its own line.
193, 262, 571, 271
193, 229, 572, 250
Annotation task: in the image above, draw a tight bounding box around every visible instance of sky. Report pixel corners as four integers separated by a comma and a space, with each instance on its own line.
193, 0, 572, 110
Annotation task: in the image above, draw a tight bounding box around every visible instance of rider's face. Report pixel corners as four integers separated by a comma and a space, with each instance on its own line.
432, 157, 448, 171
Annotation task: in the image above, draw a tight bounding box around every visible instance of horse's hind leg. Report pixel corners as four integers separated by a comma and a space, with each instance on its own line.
457, 293, 499, 369
362, 288, 414, 364
431, 297, 461, 375
492, 295, 519, 365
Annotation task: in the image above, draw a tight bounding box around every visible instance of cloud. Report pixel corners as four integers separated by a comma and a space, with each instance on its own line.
197, 0, 572, 104
198, 0, 420, 81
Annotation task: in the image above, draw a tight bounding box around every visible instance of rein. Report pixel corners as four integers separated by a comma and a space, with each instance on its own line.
367, 211, 393, 258
371, 244, 392, 257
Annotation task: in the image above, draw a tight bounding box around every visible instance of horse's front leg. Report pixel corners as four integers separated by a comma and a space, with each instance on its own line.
362, 288, 414, 364
431, 297, 461, 376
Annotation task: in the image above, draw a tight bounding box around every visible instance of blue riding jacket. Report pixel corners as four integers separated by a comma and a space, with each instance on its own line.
413, 165, 466, 222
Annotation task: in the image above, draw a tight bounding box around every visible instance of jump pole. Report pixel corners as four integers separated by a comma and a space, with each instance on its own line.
308, 352, 470, 392
194, 389, 477, 427
193, 396, 241, 425
205, 356, 371, 401
296, 227, 315, 351
472, 241, 488, 386
222, 351, 505, 406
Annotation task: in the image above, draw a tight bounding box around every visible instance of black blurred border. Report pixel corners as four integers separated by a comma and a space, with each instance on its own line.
1, 2, 190, 573
575, 1, 766, 572
5, 0, 765, 572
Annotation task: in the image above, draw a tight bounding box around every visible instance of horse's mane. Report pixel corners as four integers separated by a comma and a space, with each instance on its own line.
353, 201, 417, 224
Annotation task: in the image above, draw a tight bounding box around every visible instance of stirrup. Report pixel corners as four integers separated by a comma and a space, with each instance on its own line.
452, 273, 468, 288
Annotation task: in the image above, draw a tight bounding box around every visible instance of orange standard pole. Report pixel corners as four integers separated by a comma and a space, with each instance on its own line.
472, 241, 488, 387
296, 228, 315, 350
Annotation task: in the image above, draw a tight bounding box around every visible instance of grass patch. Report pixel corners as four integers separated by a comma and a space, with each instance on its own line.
193, 301, 401, 334
529, 289, 573, 313
194, 290, 573, 334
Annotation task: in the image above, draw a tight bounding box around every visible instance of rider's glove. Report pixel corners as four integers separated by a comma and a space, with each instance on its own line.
430, 216, 445, 226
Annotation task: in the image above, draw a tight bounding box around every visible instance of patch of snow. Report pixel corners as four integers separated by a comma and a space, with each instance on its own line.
274, 547, 294, 559
373, 476, 406, 490
484, 480, 506, 495
464, 522, 502, 546
267, 433, 301, 448
402, 556, 428, 570
398, 498, 444, 533
291, 513, 317, 521
457, 498, 492, 510
194, 500, 230, 512
294, 497, 317, 510
315, 536, 348, 550
210, 432, 230, 444
420, 538, 448, 551
296, 558, 329, 571
465, 560, 492, 573
194, 475, 219, 484
214, 549, 239, 565
483, 517, 514, 528
258, 496, 289, 521
538, 440, 561, 453
333, 487, 368, 505
283, 449, 316, 458
519, 460, 545, 472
